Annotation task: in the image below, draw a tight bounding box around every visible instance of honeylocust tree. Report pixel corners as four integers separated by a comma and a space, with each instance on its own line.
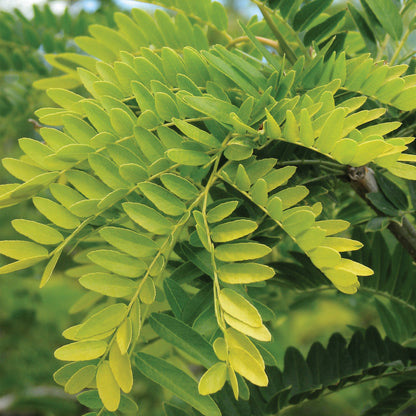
1, 0, 416, 414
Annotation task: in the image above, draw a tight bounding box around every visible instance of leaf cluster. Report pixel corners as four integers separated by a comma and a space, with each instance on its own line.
1, 0, 416, 415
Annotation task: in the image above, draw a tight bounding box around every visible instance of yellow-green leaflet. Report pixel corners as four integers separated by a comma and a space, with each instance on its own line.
99, 226, 158, 258
76, 303, 127, 339
224, 313, 271, 342
79, 273, 137, 297
160, 173, 199, 200
64, 365, 96, 395
109, 342, 133, 393
123, 202, 172, 234
198, 362, 227, 395
218, 263, 275, 284
215, 242, 271, 262
282, 210, 316, 236
228, 366, 239, 400
211, 219, 257, 242
62, 324, 114, 341
316, 219, 350, 235
229, 347, 268, 386
250, 179, 268, 206
275, 185, 309, 209
97, 361, 120, 412
310, 246, 341, 268
0, 240, 48, 260
173, 118, 220, 148
219, 288, 262, 327
336, 258, 373, 276
87, 249, 147, 277
0, 256, 48, 275
54, 340, 107, 361
296, 228, 326, 251
140, 277, 156, 304
33, 197, 81, 229
11, 219, 64, 245
206, 200, 239, 223
323, 237, 363, 252
166, 148, 211, 166
234, 164, 251, 191
117, 318, 132, 355
213, 337, 227, 361
226, 328, 264, 368
139, 182, 186, 216
265, 108, 281, 139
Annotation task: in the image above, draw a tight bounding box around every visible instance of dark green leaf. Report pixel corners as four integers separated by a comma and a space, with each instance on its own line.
134, 353, 221, 416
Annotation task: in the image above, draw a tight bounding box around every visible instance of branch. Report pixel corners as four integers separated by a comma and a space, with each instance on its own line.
348, 166, 416, 262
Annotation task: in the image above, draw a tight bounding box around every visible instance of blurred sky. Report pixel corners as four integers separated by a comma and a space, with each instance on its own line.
0, 0, 258, 17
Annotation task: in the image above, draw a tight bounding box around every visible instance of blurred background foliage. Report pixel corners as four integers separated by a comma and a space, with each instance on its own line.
0, 0, 416, 415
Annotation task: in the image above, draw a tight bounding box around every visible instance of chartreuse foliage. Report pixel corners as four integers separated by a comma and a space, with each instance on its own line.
1, 0, 416, 414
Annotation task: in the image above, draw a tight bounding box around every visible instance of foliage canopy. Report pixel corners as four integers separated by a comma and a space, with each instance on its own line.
1, 0, 416, 414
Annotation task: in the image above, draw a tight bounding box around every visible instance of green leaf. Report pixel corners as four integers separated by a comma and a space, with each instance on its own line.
89, 154, 130, 190
275, 186, 309, 210
226, 328, 264, 366
54, 361, 98, 387
263, 166, 297, 192
215, 242, 271, 262
166, 149, 211, 166
140, 277, 156, 304
65, 365, 96, 395
99, 227, 158, 258
374, 171, 408, 211
117, 318, 133, 355
218, 263, 275, 284
210, 1, 228, 30
88, 249, 147, 277
2, 158, 46, 182
79, 273, 137, 297
282, 210, 315, 236
97, 361, 120, 412
149, 313, 217, 368
0, 256, 48, 275
251, 179, 268, 206
163, 278, 190, 319
109, 343, 133, 393
348, 3, 377, 56
139, 182, 186, 216
293, 0, 332, 31
173, 118, 220, 148
229, 347, 268, 386
206, 200, 239, 223
65, 170, 111, 199
202, 51, 259, 97
134, 353, 221, 416
198, 362, 227, 395
219, 288, 262, 327
367, 192, 400, 217
211, 219, 258, 242
155, 92, 180, 121
0, 240, 48, 260
304, 10, 346, 46
123, 202, 172, 235
235, 164, 251, 191
77, 303, 127, 339
365, 0, 403, 40
33, 197, 81, 229
182, 95, 238, 125
54, 341, 107, 361
315, 108, 345, 153
224, 314, 271, 342
160, 173, 199, 201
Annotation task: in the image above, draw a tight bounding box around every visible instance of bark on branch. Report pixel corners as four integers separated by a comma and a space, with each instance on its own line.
348, 166, 416, 262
